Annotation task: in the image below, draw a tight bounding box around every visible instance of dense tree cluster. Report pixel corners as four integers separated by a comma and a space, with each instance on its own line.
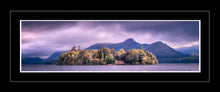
56, 46, 158, 65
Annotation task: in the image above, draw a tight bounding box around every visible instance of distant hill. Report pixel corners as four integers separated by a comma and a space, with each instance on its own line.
45, 51, 68, 61
144, 41, 186, 58
22, 57, 45, 64
176, 45, 199, 55
22, 51, 67, 64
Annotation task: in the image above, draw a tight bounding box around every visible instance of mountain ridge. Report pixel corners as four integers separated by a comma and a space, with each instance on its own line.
176, 45, 199, 55
145, 41, 185, 58
45, 50, 68, 61
22, 38, 196, 64
87, 38, 185, 58
22, 57, 45, 64
87, 38, 148, 51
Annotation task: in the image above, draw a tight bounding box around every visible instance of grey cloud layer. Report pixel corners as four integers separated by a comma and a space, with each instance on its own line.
22, 21, 199, 58
100, 21, 199, 41
78, 21, 199, 42
22, 21, 199, 41
22, 21, 78, 32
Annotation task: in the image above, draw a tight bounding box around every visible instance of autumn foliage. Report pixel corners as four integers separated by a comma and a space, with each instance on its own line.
56, 46, 158, 65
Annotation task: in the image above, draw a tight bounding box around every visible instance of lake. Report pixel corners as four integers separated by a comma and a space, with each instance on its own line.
21, 63, 199, 72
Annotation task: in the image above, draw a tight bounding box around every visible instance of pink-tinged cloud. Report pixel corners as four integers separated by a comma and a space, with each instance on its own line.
21, 21, 199, 58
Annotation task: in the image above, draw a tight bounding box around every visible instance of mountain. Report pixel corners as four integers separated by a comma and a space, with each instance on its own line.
176, 45, 199, 55
87, 38, 149, 51
87, 39, 185, 58
144, 41, 185, 58
22, 51, 67, 64
45, 51, 68, 61
22, 57, 45, 64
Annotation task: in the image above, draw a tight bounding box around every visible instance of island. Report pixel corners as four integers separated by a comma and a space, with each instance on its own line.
56, 46, 158, 65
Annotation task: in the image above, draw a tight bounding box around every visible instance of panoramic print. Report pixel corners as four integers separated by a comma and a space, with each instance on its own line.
21, 20, 200, 72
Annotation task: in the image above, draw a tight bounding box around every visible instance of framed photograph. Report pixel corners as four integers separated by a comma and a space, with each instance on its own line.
10, 10, 210, 82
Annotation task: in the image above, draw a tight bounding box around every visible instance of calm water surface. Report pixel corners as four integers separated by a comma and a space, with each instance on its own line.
22, 63, 199, 72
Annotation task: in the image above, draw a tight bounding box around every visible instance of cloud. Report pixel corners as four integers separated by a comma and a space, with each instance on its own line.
22, 21, 78, 33
21, 21, 199, 58
121, 21, 199, 41
74, 21, 199, 42
22, 23, 127, 58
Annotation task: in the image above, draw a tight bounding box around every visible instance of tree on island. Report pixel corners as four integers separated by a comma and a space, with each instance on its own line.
71, 46, 77, 51
78, 45, 80, 51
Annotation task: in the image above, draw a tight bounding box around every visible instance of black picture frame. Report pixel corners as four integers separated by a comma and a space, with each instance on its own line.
9, 10, 210, 83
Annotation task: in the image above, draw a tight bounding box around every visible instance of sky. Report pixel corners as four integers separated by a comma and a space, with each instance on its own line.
21, 20, 200, 58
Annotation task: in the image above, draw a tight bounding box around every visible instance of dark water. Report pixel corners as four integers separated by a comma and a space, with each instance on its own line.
22, 63, 199, 72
